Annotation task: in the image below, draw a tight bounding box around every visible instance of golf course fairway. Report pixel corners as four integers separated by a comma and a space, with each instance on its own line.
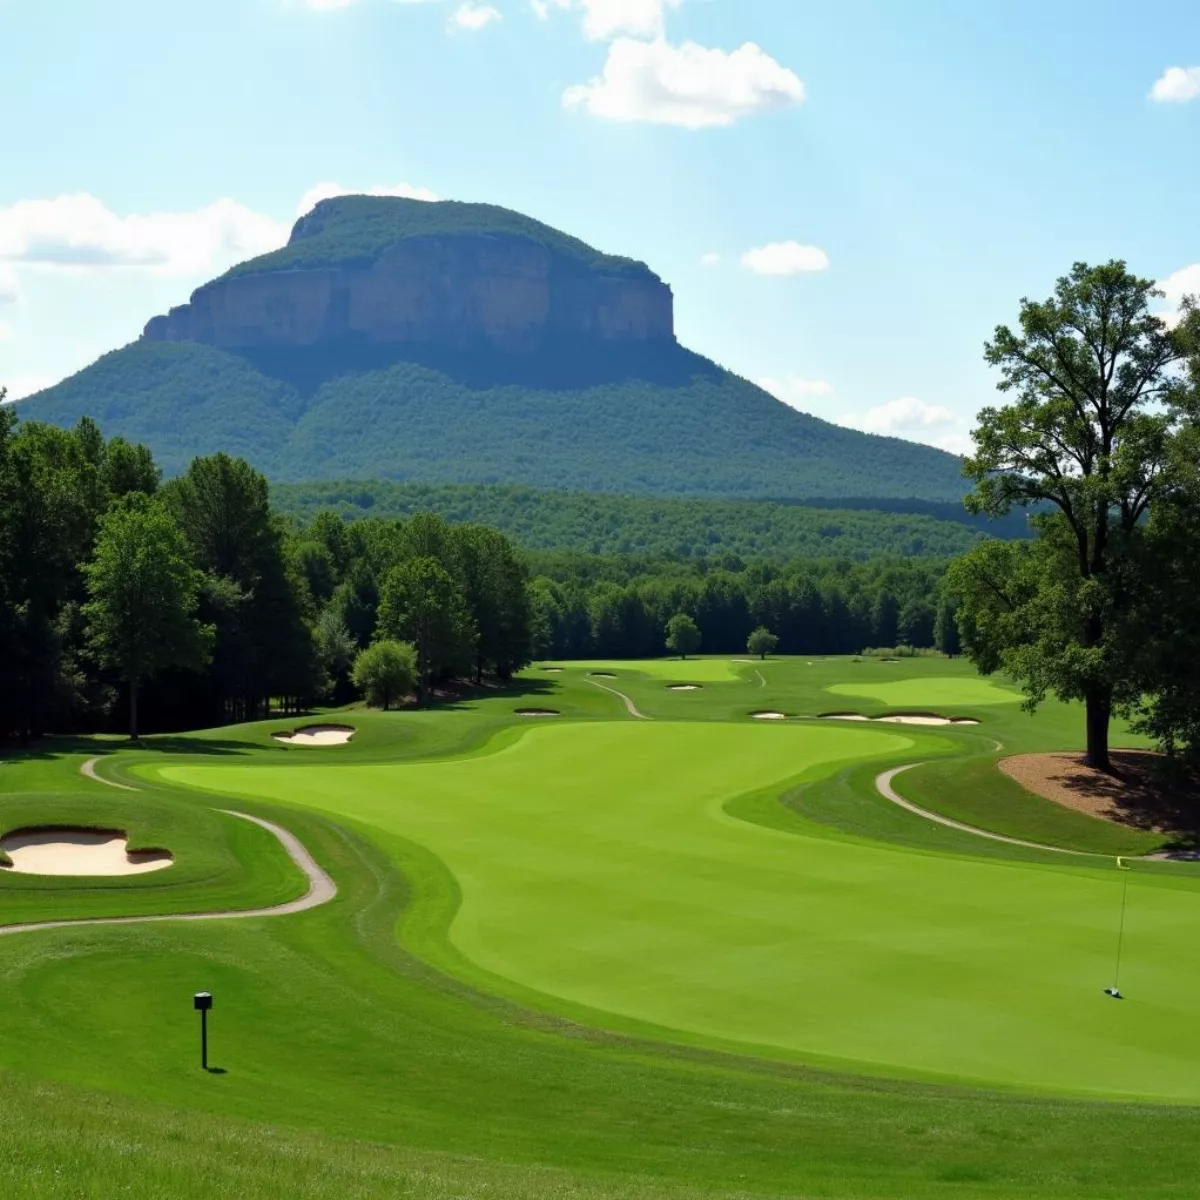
158, 721, 1200, 1101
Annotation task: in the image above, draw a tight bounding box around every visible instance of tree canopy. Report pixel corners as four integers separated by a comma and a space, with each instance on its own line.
955, 261, 1200, 769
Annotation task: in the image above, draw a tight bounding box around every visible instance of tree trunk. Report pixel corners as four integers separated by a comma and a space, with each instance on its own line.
1084, 688, 1112, 774
129, 678, 140, 741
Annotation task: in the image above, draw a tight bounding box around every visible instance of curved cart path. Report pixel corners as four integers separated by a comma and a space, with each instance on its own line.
587, 678, 652, 720
81, 757, 138, 790
0, 810, 336, 937
875, 764, 1089, 857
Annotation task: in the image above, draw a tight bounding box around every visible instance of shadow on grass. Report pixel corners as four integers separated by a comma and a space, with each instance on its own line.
0, 734, 265, 760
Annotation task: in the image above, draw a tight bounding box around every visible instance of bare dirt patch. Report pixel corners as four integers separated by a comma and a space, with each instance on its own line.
999, 751, 1200, 835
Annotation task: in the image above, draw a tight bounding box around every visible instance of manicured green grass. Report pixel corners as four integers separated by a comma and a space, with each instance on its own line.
157, 721, 1200, 1100
546, 657, 751, 682
825, 675, 1025, 708
2, 656, 1198, 1198
0, 764, 304, 922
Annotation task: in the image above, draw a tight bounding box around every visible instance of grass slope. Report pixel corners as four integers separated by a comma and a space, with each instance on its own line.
0, 657, 1194, 1197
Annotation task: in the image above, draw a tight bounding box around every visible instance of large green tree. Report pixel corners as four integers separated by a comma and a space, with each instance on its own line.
376, 557, 474, 704
958, 261, 1199, 770
83, 496, 211, 738
165, 454, 318, 720
665, 612, 702, 659
352, 640, 418, 711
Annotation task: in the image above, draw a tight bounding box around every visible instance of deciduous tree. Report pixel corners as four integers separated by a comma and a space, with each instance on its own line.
83, 496, 211, 738
959, 261, 1199, 770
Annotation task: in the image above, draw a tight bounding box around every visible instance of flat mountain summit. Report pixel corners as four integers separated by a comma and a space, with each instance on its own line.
19, 197, 967, 502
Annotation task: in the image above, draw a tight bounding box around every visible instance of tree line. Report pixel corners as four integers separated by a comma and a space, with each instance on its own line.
0, 409, 533, 740
0, 398, 963, 741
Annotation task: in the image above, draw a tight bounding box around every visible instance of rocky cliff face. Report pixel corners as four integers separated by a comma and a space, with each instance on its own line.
143, 233, 675, 354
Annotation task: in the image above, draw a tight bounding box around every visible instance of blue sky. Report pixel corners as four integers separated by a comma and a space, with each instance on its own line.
2, 0, 1198, 452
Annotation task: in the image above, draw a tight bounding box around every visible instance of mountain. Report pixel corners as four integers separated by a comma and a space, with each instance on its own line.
18, 197, 969, 502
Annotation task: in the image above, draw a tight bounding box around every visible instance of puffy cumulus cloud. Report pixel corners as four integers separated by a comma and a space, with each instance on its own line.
451, 1, 501, 28
1157, 263, 1200, 326
838, 397, 973, 456
530, 0, 569, 18
740, 240, 828, 276
0, 180, 439, 283
758, 376, 835, 409
564, 38, 804, 129
295, 181, 440, 217
1150, 66, 1200, 103
0, 194, 288, 276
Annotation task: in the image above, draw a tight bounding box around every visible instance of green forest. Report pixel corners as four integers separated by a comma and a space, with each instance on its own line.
271, 479, 1001, 559
22, 338, 968, 498
0, 405, 962, 741
222, 194, 658, 281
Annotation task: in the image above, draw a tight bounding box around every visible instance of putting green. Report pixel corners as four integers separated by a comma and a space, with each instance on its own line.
825, 676, 1023, 707
161, 722, 1200, 1100
549, 659, 748, 682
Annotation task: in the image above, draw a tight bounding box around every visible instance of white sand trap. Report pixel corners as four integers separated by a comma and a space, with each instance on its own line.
0, 829, 173, 876
752, 712, 788, 721
540, 667, 563, 673
271, 724, 356, 747
589, 672, 618, 678
668, 685, 702, 691
822, 714, 981, 727
516, 708, 560, 718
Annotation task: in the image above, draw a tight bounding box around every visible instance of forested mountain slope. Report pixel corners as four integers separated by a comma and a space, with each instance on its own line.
18, 196, 969, 502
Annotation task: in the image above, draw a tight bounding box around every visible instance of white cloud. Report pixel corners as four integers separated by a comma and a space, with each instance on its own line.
758, 376, 835, 409
305, 0, 356, 9
564, 38, 804, 129
740, 241, 829, 276
451, 1, 501, 29
838, 397, 972, 456
0, 322, 11, 342
0, 194, 288, 276
0, 265, 19, 306
1150, 66, 1200, 103
700, 252, 721, 267
1157, 263, 1200, 321
530, 0, 569, 17
295, 181, 440, 218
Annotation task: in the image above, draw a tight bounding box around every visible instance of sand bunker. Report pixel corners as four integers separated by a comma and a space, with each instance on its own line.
271, 724, 356, 747
0, 828, 173, 876
516, 708, 560, 718
668, 685, 702, 691
540, 666, 563, 673
752, 712, 789, 721
821, 713, 979, 727
589, 672, 618, 678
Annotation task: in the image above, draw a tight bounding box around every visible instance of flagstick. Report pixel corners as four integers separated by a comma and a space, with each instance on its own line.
1107, 857, 1132, 999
